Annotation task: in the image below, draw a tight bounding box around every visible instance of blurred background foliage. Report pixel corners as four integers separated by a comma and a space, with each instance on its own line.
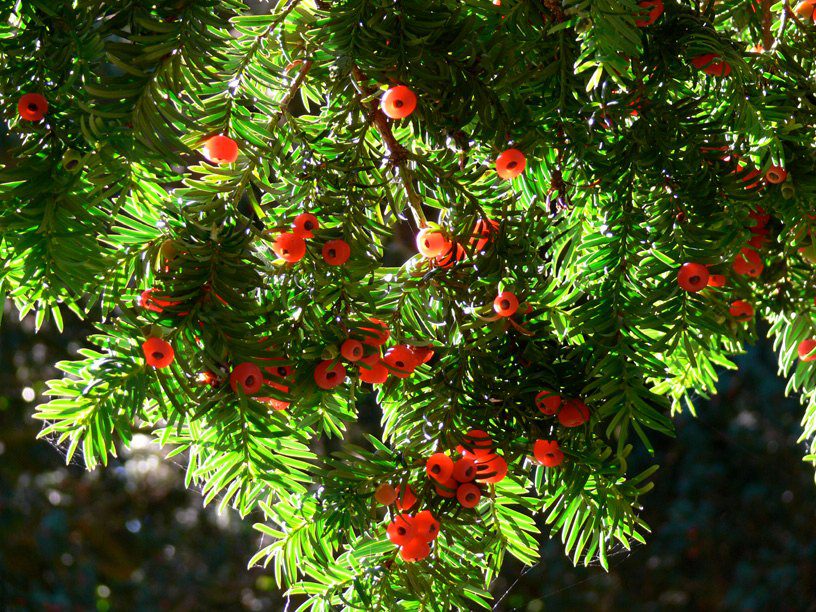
2, 305, 816, 611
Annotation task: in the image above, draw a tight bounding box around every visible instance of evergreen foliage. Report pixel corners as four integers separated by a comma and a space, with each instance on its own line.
1, 0, 815, 608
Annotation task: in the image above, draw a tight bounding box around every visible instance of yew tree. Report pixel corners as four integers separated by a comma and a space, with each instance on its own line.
3, 0, 816, 608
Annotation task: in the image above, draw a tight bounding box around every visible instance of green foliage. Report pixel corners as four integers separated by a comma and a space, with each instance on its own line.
3, 0, 816, 608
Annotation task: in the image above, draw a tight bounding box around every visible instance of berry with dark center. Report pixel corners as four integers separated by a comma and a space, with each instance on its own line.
426, 452, 454, 483
272, 232, 307, 263
732, 247, 764, 277
416, 228, 451, 258
230, 362, 263, 395
381, 85, 417, 120
412, 510, 441, 542
456, 483, 481, 508
314, 360, 346, 390
535, 390, 562, 415
493, 291, 519, 317
496, 148, 527, 180
142, 337, 174, 369
533, 440, 564, 467
452, 457, 477, 482
292, 212, 319, 239
766, 166, 787, 184
386, 514, 416, 546
17, 93, 48, 121
340, 339, 364, 361
677, 262, 710, 292
382, 345, 420, 379
322, 239, 350, 265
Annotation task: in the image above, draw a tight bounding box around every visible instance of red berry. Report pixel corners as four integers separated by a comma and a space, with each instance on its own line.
475, 455, 507, 484
395, 484, 417, 511
375, 483, 398, 506
408, 345, 435, 364
795, 0, 816, 20
558, 398, 590, 428
142, 337, 174, 369
798, 339, 816, 362
677, 263, 710, 293
17, 93, 48, 121
434, 477, 458, 498
381, 85, 417, 120
359, 357, 389, 384
462, 429, 493, 451
321, 239, 350, 266
258, 397, 290, 411
263, 358, 293, 381
412, 510, 440, 542
452, 457, 477, 482
471, 218, 499, 252
435, 242, 466, 269
634, 0, 663, 26
493, 291, 519, 317
272, 232, 307, 263
535, 390, 562, 415
691, 54, 731, 77
456, 483, 481, 508
292, 213, 319, 239
708, 274, 727, 288
426, 453, 454, 483
416, 229, 451, 258
399, 538, 430, 562
139, 288, 178, 313
765, 166, 787, 184
340, 339, 364, 361
496, 148, 526, 180
202, 135, 239, 164
729, 300, 754, 321
230, 362, 263, 395
359, 318, 390, 346
386, 514, 416, 546
314, 360, 346, 390
732, 247, 763, 277
533, 440, 564, 467
382, 345, 419, 379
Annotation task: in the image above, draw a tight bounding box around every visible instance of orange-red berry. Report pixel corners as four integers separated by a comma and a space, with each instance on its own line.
634, 0, 663, 26
691, 54, 731, 77
382, 345, 419, 379
230, 362, 263, 395
314, 360, 346, 390
375, 483, 398, 506
17, 93, 48, 121
732, 247, 763, 277
452, 457, 477, 482
535, 390, 562, 415
729, 300, 754, 321
399, 538, 430, 562
765, 166, 787, 184
533, 440, 564, 467
142, 337, 174, 369
259, 397, 290, 411
408, 345, 435, 364
557, 398, 590, 428
798, 339, 816, 362
493, 291, 519, 317
292, 213, 319, 239
416, 228, 451, 258
381, 85, 417, 120
202, 135, 239, 164
794, 0, 816, 20
708, 274, 727, 288
273, 232, 307, 263
426, 453, 454, 483
677, 263, 710, 293
456, 483, 481, 508
139, 288, 178, 313
475, 455, 507, 484
322, 239, 350, 265
462, 429, 493, 452
471, 218, 499, 253
360, 318, 390, 346
496, 148, 526, 180
386, 514, 416, 546
340, 339, 364, 361
395, 484, 417, 511
435, 242, 466, 269
434, 477, 458, 498
412, 510, 441, 542
359, 357, 389, 384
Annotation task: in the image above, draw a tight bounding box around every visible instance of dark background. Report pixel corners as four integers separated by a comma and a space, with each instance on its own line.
2, 304, 816, 611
